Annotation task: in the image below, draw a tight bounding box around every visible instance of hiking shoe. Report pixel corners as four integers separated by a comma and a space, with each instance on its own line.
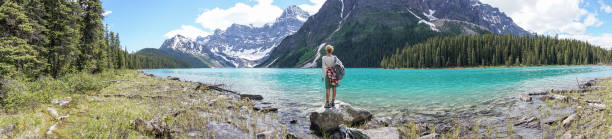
324, 102, 331, 108
331, 100, 335, 107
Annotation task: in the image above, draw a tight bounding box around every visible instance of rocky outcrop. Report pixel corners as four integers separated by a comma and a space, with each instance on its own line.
310, 108, 344, 135
310, 101, 373, 136
338, 103, 373, 126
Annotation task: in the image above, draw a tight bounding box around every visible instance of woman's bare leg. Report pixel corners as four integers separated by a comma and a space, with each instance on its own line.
332, 87, 337, 100
326, 88, 330, 102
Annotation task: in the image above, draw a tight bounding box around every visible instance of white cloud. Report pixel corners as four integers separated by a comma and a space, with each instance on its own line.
102, 10, 112, 16
299, 0, 325, 15
480, 0, 603, 34
195, 0, 283, 31
164, 25, 211, 40
559, 33, 612, 49
480, 0, 611, 49
600, 0, 612, 13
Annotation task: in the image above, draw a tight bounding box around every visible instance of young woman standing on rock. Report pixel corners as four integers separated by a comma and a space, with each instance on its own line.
322, 45, 341, 108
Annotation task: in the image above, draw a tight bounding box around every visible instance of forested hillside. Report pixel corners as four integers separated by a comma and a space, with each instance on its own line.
381, 35, 612, 68
134, 48, 192, 68
0, 0, 171, 79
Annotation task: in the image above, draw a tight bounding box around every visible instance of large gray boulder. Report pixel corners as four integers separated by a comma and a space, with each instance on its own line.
337, 102, 373, 125
310, 108, 344, 135
310, 101, 373, 135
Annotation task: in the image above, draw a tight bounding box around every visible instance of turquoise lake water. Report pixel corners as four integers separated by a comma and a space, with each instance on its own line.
143, 66, 612, 116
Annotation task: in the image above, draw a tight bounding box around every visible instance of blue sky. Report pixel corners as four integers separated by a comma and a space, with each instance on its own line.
101, 0, 324, 52
102, 0, 612, 52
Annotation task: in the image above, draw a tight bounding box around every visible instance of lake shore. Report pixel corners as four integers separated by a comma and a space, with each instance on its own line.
1, 70, 611, 138
390, 78, 612, 138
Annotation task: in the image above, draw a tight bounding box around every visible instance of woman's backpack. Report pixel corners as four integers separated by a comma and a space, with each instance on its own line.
333, 56, 345, 80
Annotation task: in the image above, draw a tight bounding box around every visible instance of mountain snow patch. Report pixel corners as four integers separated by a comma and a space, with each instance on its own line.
408, 10, 439, 32
424, 10, 438, 20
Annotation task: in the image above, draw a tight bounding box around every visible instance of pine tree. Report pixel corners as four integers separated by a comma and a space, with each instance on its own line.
78, 0, 105, 73
44, 0, 81, 77
0, 0, 43, 78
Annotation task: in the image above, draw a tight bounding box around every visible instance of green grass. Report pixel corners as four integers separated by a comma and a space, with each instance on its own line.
0, 70, 293, 138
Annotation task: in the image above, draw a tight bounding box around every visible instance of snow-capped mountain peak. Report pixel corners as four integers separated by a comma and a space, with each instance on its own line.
158, 5, 310, 68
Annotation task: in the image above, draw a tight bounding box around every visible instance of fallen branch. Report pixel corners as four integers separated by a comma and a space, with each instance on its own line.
195, 83, 237, 94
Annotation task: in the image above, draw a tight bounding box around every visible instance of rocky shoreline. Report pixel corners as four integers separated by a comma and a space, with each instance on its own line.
147, 72, 610, 138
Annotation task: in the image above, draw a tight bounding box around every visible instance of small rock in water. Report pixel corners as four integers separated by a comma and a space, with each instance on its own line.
239, 94, 263, 100
519, 94, 532, 102
253, 102, 278, 113
290, 119, 297, 124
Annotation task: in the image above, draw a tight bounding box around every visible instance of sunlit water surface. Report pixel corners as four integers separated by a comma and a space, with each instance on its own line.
143, 66, 612, 116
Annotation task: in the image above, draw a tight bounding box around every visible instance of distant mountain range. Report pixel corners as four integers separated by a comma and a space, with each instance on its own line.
137, 0, 530, 68
258, 0, 529, 68
137, 6, 310, 68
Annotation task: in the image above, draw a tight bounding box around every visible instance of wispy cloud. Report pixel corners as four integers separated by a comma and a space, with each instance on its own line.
600, 0, 612, 13
164, 25, 211, 40
481, 0, 603, 34
481, 0, 610, 48
102, 10, 112, 16
560, 33, 612, 49
195, 0, 283, 31
299, 0, 325, 15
